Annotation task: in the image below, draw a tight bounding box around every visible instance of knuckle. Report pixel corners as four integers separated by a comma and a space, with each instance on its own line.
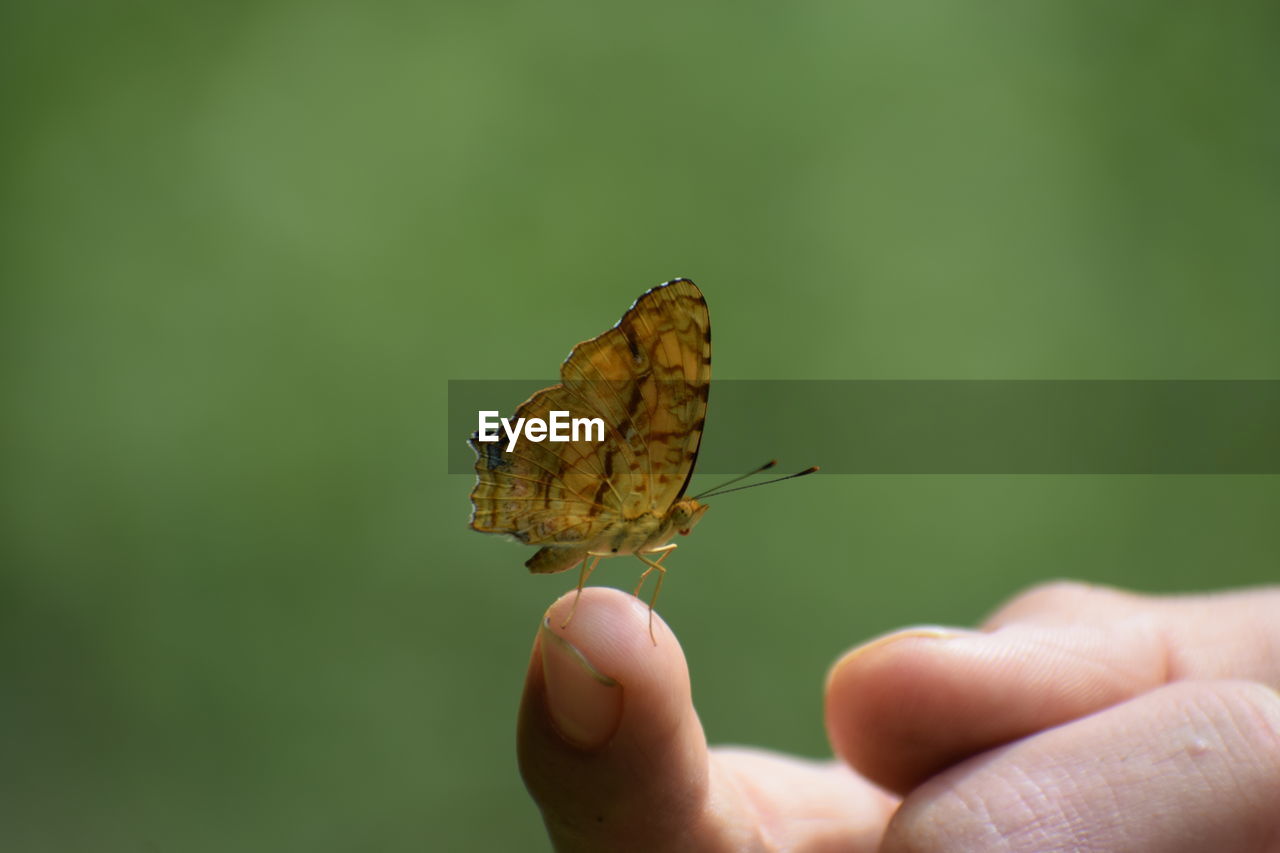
1207, 680, 1280, 762
1016, 579, 1099, 604
1179, 680, 1280, 818
987, 579, 1132, 626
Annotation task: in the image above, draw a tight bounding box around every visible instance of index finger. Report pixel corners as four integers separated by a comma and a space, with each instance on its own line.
825, 582, 1280, 793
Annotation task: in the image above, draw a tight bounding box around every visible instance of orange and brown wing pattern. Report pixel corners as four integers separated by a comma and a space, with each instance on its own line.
468, 279, 711, 565
469, 380, 624, 547
558, 279, 710, 517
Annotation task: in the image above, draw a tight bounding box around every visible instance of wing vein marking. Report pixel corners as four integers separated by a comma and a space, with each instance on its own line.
619, 306, 662, 495
562, 357, 653, 507
509, 384, 614, 481
484, 451, 613, 510
533, 516, 599, 540
471, 493, 613, 515
552, 380, 634, 509
625, 290, 683, 497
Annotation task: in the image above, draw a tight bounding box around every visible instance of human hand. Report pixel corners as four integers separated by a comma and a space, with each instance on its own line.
517, 583, 1280, 851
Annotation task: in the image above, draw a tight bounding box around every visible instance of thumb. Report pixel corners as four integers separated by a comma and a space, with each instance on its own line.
517, 587, 713, 851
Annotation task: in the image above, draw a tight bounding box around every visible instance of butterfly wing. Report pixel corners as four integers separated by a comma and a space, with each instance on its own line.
469, 381, 626, 548
469, 278, 711, 572
558, 278, 710, 515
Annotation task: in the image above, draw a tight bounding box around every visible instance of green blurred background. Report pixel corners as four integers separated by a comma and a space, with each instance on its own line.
3, 2, 1277, 850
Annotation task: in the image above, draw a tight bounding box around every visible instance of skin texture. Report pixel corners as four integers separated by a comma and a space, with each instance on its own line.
517, 583, 1280, 852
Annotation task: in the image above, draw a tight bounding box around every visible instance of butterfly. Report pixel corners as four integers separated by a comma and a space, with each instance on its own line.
469, 278, 814, 640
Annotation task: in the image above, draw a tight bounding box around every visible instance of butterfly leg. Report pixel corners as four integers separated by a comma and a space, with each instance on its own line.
561, 553, 605, 629
634, 545, 677, 644
632, 545, 675, 596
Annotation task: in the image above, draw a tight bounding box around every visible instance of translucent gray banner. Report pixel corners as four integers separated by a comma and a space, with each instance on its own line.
448, 380, 1280, 474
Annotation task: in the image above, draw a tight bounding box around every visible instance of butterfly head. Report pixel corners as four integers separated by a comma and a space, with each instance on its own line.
668, 498, 709, 537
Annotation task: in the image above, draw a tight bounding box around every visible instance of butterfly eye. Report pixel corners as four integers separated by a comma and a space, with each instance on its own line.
679, 528, 691, 535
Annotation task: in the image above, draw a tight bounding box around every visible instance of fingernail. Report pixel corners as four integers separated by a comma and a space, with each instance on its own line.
825, 625, 977, 693
539, 618, 623, 749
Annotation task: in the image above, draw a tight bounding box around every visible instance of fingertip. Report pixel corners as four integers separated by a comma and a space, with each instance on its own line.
538, 587, 695, 750
538, 617, 623, 749
825, 627, 981, 793
543, 586, 678, 670
518, 587, 710, 848
824, 626, 976, 695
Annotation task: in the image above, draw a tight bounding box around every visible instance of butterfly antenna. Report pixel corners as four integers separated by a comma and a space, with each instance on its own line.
694, 465, 820, 500
691, 460, 777, 500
